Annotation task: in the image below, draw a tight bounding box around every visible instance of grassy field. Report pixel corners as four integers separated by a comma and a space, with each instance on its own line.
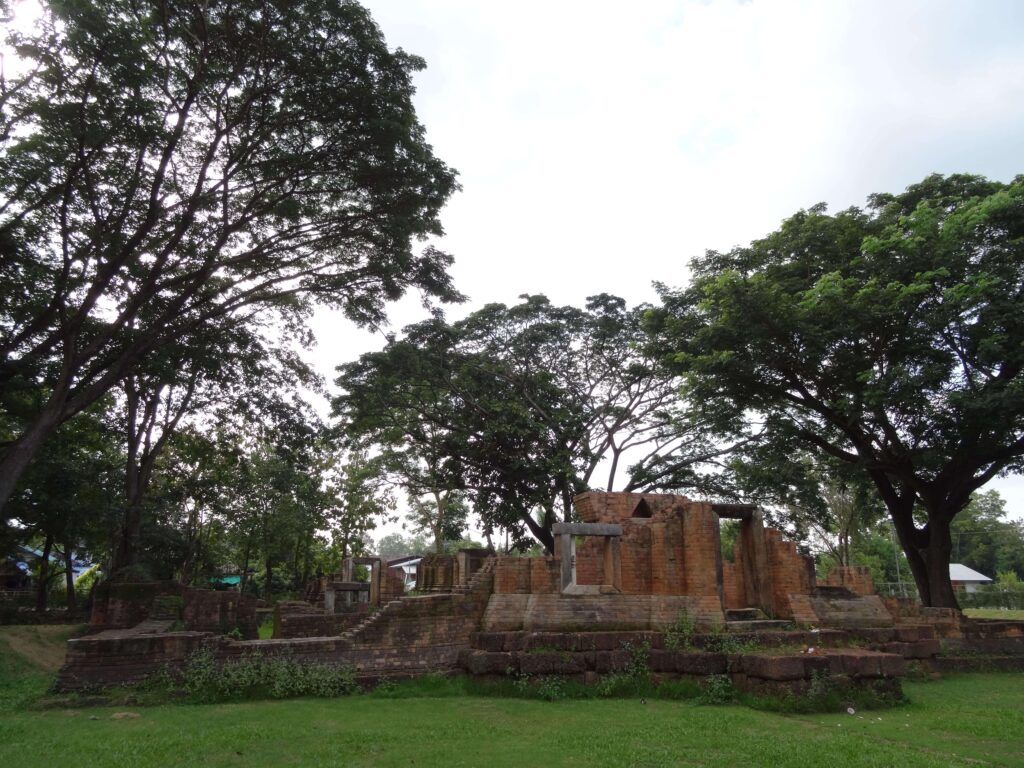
1, 625, 1022, 767
964, 608, 1024, 621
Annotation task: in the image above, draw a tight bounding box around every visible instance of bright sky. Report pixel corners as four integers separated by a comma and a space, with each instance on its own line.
310, 0, 1024, 526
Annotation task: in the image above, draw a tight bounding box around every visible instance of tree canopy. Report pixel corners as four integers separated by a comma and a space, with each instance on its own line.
336, 294, 738, 552
0, 0, 461, 516
649, 173, 1024, 607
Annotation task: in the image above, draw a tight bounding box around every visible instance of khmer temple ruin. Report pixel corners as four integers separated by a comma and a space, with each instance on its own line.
57, 492, 1024, 698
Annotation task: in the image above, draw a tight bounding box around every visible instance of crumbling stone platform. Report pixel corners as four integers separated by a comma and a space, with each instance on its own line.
55, 492, 1024, 700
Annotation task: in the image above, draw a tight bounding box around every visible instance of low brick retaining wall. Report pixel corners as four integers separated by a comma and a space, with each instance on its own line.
57, 563, 496, 691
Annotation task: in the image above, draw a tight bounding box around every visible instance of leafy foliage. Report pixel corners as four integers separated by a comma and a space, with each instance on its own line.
336, 294, 736, 551
650, 173, 1024, 606
0, 0, 460, 514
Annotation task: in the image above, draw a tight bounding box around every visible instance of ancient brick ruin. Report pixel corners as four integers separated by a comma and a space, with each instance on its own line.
57, 492, 1024, 698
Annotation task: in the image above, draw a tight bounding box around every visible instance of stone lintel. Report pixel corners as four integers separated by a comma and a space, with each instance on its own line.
552, 522, 622, 537
329, 582, 370, 591
711, 502, 757, 520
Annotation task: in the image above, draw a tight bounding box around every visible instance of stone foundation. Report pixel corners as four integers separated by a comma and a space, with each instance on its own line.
55, 493, 1024, 695
88, 581, 259, 639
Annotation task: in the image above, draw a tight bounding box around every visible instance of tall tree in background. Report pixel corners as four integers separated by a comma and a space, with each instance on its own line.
5, 401, 122, 610
951, 491, 1024, 581
730, 445, 886, 569
337, 294, 737, 552
650, 173, 1024, 607
0, 0, 461, 516
111, 320, 319, 572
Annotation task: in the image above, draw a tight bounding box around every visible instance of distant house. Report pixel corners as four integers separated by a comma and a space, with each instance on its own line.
209, 575, 242, 590
2, 546, 94, 596
388, 556, 422, 590
949, 563, 992, 593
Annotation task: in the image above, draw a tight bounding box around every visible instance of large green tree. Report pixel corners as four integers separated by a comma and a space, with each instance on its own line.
0, 0, 460, 517
650, 173, 1024, 607
337, 295, 735, 552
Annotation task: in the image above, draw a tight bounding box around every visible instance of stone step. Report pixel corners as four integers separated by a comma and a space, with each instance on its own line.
726, 608, 768, 622
725, 619, 792, 632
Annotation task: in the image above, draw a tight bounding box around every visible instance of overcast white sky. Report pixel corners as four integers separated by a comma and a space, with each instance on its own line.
309, 0, 1024, 527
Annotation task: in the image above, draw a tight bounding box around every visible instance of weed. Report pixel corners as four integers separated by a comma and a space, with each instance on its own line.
155, 648, 359, 703
702, 626, 758, 656
665, 609, 696, 651
697, 674, 737, 705
619, 640, 652, 683
535, 675, 566, 701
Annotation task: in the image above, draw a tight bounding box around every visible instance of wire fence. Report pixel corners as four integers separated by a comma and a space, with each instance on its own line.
876, 582, 919, 600
876, 582, 1024, 610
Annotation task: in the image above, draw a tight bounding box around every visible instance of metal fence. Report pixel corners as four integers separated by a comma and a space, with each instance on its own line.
875, 582, 919, 599
875, 582, 1024, 610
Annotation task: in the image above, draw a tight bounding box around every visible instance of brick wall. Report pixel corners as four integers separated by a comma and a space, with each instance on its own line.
182, 587, 259, 638
493, 557, 531, 593
89, 581, 182, 630
88, 581, 259, 639
722, 561, 744, 609
57, 562, 498, 690
573, 491, 691, 524
810, 590, 894, 629
415, 554, 458, 592
273, 600, 369, 639
765, 530, 815, 619
481, 593, 723, 632
822, 566, 875, 595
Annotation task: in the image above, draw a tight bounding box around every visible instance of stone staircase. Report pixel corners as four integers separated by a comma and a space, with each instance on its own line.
725, 607, 790, 632
304, 579, 324, 607
340, 557, 496, 644
453, 557, 496, 593
340, 599, 403, 641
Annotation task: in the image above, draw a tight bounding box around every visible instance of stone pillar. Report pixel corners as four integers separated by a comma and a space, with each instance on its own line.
559, 534, 575, 592
369, 560, 381, 606
323, 584, 336, 614
680, 504, 723, 600
603, 537, 622, 592
738, 511, 774, 615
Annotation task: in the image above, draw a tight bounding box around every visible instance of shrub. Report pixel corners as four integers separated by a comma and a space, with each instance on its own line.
698, 674, 737, 705
664, 609, 695, 651
165, 649, 359, 703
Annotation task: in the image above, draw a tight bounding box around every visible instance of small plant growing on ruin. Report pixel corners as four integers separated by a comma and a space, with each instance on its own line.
170, 648, 359, 703
665, 609, 695, 650
535, 675, 567, 702
702, 625, 757, 656
697, 674, 737, 705
225, 627, 243, 640
806, 670, 834, 703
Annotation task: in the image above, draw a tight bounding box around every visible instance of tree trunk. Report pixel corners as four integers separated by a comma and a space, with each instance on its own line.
891, 511, 959, 608
35, 533, 54, 613
522, 508, 555, 554
264, 558, 273, 601
432, 490, 445, 554
0, 406, 65, 517
869, 472, 959, 608
239, 544, 251, 596
64, 543, 77, 613
919, 517, 959, 609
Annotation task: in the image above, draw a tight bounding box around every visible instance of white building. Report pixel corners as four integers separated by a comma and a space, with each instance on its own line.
949, 563, 992, 593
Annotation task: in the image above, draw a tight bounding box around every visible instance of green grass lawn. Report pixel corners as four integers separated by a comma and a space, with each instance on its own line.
1, 625, 1023, 767
964, 608, 1024, 621
1, 676, 1022, 767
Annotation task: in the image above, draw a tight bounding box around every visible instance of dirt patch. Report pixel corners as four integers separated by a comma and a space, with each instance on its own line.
0, 625, 84, 672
